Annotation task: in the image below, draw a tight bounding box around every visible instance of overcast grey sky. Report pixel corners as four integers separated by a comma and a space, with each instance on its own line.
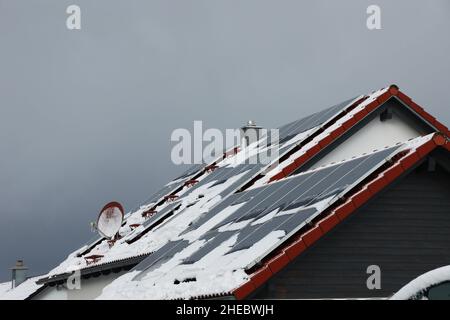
1, 0, 449, 281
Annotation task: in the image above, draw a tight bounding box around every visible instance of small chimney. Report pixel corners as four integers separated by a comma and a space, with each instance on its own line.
240, 120, 263, 147
11, 260, 28, 288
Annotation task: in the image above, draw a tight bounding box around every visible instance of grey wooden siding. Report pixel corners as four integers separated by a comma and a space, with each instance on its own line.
253, 159, 450, 299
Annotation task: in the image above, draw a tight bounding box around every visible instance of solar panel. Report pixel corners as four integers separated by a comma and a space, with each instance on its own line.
219, 169, 330, 226
183, 167, 231, 194
133, 144, 400, 280
141, 184, 178, 206
227, 207, 317, 254
226, 216, 291, 253
217, 165, 262, 197
274, 147, 397, 210
132, 239, 190, 277
178, 196, 239, 235
277, 96, 358, 144
182, 231, 236, 264
197, 147, 398, 263
126, 202, 181, 243
312, 97, 356, 125
178, 165, 262, 236
141, 162, 211, 206
173, 163, 206, 180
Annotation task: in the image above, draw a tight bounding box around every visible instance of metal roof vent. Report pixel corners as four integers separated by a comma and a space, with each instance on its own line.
11, 260, 28, 288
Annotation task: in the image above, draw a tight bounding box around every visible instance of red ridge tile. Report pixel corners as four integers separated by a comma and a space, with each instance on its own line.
396, 91, 412, 103
330, 125, 345, 139
364, 100, 380, 113
400, 152, 421, 171
284, 239, 307, 261
352, 109, 368, 123
302, 226, 323, 247
433, 134, 447, 146
319, 134, 334, 148
342, 117, 357, 131
282, 161, 298, 177
250, 266, 273, 289
416, 140, 436, 158
382, 163, 404, 184
233, 281, 255, 300
367, 175, 388, 195
306, 143, 321, 157
433, 121, 449, 134
376, 92, 392, 104
267, 252, 290, 274
318, 213, 339, 234
294, 153, 309, 166
334, 200, 356, 221
351, 187, 372, 208
269, 171, 285, 183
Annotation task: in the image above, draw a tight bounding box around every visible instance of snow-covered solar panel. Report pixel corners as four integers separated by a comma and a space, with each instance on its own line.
182, 231, 236, 264
217, 165, 262, 197
173, 146, 399, 267
132, 240, 190, 277
139, 163, 210, 207
227, 208, 317, 254
178, 195, 241, 236
178, 166, 262, 236
142, 184, 178, 206
173, 163, 206, 181
126, 202, 182, 243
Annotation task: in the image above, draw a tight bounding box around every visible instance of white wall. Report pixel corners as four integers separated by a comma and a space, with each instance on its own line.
309, 113, 422, 170
33, 271, 127, 300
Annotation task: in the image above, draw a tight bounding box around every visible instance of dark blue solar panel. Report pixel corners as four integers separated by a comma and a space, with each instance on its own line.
173, 163, 206, 180
182, 231, 236, 264
277, 96, 357, 144
178, 166, 263, 236
227, 207, 317, 254
132, 240, 190, 278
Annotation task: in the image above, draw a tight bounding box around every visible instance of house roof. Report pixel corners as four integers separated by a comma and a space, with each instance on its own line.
28, 85, 450, 299
0, 275, 44, 300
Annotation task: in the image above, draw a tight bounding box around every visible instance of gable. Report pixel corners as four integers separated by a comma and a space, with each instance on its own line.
307, 98, 434, 170
252, 151, 450, 299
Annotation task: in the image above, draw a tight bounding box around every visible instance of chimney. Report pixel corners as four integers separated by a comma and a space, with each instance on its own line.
11, 260, 28, 288
240, 120, 263, 147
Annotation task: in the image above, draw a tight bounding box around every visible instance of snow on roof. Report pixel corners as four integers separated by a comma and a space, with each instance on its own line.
0, 281, 11, 296
36, 85, 447, 300
391, 265, 450, 300
44, 90, 367, 281
0, 276, 43, 300
95, 136, 432, 299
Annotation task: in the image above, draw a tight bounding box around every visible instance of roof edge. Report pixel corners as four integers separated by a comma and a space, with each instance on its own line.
232, 132, 449, 299
266, 85, 449, 184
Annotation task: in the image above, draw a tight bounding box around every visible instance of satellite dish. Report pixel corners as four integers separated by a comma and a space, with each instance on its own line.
96, 201, 124, 240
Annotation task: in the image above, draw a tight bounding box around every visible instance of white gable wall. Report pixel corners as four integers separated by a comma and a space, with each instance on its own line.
309, 113, 423, 170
